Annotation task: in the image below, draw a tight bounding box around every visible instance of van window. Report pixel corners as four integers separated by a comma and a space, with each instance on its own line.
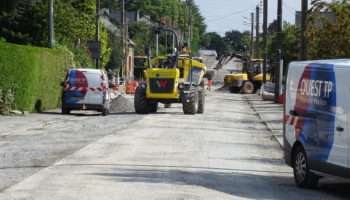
85, 73, 103, 88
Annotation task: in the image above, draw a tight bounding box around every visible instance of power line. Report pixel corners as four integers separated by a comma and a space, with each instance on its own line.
206, 5, 256, 22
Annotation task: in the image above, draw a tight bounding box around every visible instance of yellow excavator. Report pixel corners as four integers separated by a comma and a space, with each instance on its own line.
224, 56, 271, 94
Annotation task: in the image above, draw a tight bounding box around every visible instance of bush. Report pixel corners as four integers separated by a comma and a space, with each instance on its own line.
0, 85, 15, 115
0, 41, 74, 112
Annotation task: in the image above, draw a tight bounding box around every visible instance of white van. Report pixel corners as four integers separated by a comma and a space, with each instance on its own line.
284, 59, 350, 188
61, 68, 110, 116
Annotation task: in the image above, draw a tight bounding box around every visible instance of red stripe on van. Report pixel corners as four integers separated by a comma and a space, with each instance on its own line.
290, 116, 295, 125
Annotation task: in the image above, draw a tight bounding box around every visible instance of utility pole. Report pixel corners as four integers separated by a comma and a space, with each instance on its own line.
156, 34, 159, 56
188, 7, 192, 49
274, 0, 282, 103
172, 3, 175, 53
255, 6, 260, 58
262, 0, 268, 83
95, 0, 100, 69
183, 2, 187, 44
178, 2, 182, 42
48, 0, 54, 48
250, 12, 254, 57
121, 0, 125, 75
301, 0, 308, 60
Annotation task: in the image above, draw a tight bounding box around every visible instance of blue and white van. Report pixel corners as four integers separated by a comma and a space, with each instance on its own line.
61, 68, 110, 116
284, 59, 350, 188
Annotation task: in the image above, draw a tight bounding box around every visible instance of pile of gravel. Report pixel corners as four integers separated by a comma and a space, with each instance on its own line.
109, 95, 135, 113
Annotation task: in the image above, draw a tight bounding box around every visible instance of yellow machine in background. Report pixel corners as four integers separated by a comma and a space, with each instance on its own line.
134, 27, 207, 115
133, 56, 147, 80
224, 58, 270, 94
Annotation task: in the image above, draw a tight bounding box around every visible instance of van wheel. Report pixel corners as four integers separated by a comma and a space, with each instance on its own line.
293, 146, 319, 188
183, 90, 198, 115
197, 90, 205, 114
134, 86, 149, 114
241, 81, 254, 94
102, 108, 109, 116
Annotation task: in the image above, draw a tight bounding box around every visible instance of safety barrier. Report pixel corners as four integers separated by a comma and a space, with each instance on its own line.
125, 81, 139, 94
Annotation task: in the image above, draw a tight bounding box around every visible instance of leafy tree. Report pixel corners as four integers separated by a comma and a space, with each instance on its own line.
267, 22, 300, 75
224, 30, 249, 52
308, 0, 350, 59
204, 32, 229, 56
0, 0, 48, 46
125, 0, 206, 54
128, 22, 151, 56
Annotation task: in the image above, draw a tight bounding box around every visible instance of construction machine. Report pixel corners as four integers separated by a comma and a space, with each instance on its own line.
224, 54, 271, 94
134, 26, 207, 114
133, 56, 147, 80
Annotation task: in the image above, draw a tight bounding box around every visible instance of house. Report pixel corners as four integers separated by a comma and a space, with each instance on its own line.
100, 8, 141, 80
126, 39, 136, 81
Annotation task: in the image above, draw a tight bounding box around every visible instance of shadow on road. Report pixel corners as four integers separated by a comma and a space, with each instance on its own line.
82, 163, 350, 200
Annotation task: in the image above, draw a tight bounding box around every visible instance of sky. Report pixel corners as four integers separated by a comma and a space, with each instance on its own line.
194, 0, 333, 35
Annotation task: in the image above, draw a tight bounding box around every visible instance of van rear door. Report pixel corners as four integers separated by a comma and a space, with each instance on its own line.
85, 71, 105, 105
65, 70, 89, 104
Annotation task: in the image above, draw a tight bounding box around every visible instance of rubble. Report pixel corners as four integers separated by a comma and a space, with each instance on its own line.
109, 95, 135, 113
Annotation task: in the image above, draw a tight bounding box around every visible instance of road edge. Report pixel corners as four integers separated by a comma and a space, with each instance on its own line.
246, 95, 284, 151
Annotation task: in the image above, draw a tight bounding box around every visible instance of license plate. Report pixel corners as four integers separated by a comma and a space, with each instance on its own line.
70, 96, 84, 100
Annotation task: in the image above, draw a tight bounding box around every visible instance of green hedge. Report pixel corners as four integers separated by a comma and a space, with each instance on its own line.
0, 42, 74, 112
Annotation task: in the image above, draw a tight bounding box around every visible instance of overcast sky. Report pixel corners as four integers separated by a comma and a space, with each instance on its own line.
194, 0, 332, 35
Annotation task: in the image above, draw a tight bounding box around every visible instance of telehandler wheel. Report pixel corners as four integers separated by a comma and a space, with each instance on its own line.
164, 103, 171, 108
134, 86, 149, 114
183, 90, 198, 115
197, 90, 205, 114
241, 81, 254, 94
229, 87, 241, 93
149, 102, 158, 113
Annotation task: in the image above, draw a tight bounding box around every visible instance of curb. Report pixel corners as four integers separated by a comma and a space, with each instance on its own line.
246, 96, 284, 150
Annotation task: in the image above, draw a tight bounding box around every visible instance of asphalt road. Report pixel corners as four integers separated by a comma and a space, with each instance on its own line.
1, 89, 349, 199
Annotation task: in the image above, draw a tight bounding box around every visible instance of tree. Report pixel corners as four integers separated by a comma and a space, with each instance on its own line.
308, 0, 350, 59
267, 22, 300, 76
204, 32, 229, 56
224, 30, 248, 52
125, 0, 206, 54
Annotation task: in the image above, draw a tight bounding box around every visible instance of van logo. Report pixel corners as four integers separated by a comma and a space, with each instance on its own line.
156, 81, 168, 88
156, 73, 160, 77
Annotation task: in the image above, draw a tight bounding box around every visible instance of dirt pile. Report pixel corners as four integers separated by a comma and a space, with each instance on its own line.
109, 95, 135, 113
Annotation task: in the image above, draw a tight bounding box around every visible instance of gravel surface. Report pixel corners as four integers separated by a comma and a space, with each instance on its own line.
0, 96, 141, 192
